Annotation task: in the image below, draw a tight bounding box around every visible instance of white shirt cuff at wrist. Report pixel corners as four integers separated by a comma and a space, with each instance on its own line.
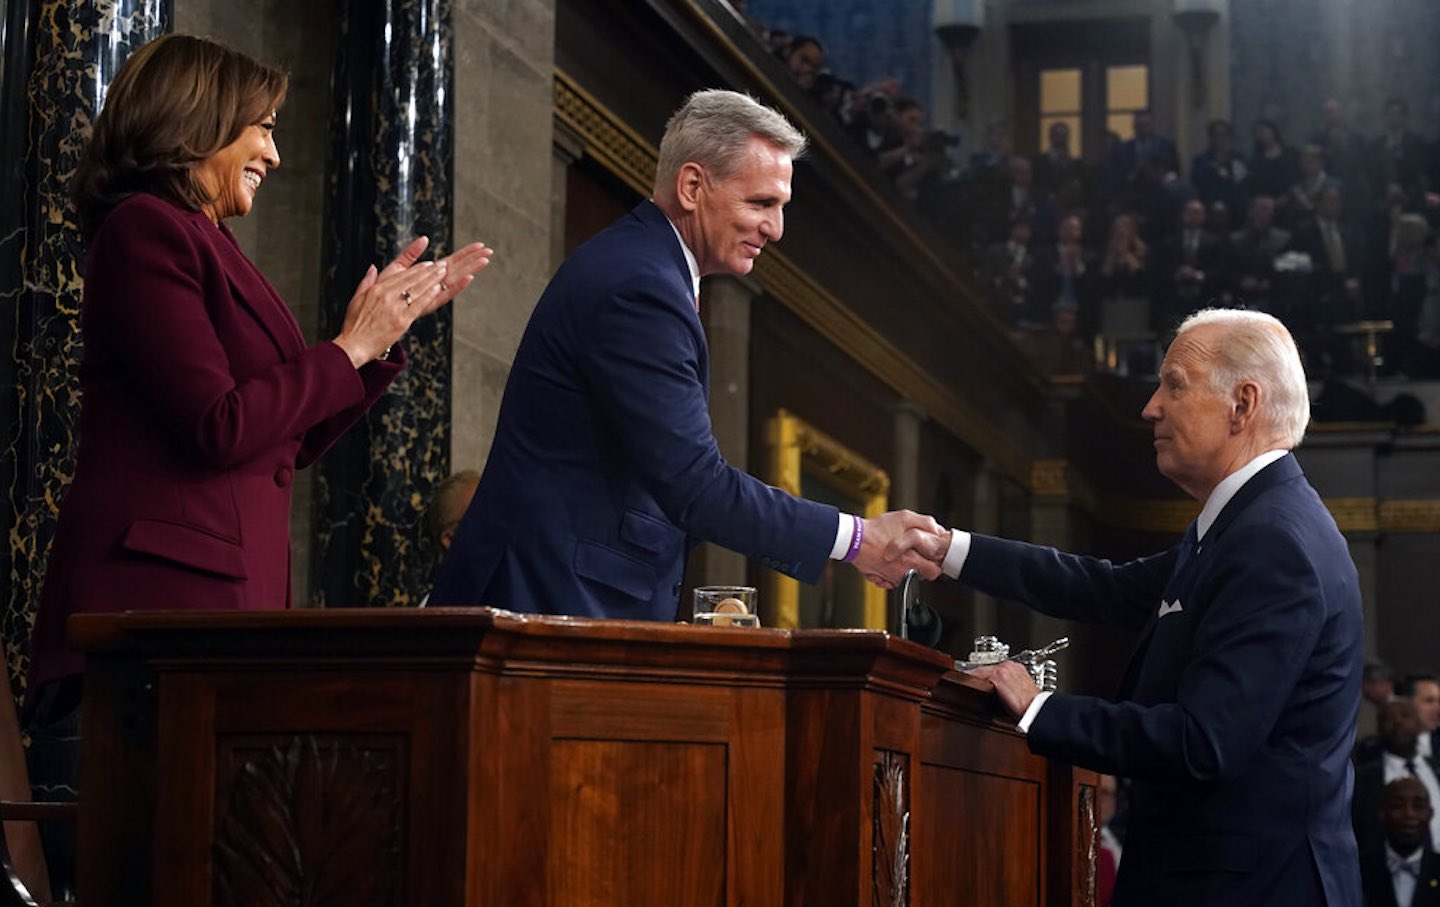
830, 513, 858, 560
941, 529, 972, 578
1016, 690, 1053, 734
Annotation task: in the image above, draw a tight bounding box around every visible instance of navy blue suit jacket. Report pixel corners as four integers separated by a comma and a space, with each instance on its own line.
431, 201, 837, 618
961, 454, 1363, 906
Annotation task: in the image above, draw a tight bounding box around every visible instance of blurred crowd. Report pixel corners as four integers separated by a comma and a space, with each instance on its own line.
747, 9, 1440, 382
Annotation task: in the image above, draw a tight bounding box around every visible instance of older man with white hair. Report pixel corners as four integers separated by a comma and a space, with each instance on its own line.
900, 309, 1363, 906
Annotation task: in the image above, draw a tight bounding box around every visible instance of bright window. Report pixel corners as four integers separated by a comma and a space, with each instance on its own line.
1039, 67, 1083, 157
1105, 64, 1149, 140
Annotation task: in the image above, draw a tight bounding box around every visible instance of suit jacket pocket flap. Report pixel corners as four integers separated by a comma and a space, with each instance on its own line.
618, 508, 677, 555
574, 540, 655, 601
1162, 834, 1259, 873
121, 519, 248, 580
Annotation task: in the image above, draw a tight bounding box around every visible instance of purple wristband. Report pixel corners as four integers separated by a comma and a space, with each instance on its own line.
842, 517, 864, 563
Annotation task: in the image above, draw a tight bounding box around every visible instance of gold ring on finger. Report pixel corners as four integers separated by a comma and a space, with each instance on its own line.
401, 290, 413, 305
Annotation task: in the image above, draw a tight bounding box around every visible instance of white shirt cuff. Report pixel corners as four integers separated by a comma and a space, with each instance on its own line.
1016, 690, 1053, 734
941, 529, 972, 578
830, 513, 858, 560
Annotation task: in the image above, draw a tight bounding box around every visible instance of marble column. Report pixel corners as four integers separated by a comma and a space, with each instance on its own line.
2, 1, 169, 685
694, 274, 759, 586
314, 0, 454, 607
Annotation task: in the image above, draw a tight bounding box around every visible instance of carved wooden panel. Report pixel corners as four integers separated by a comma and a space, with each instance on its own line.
872, 750, 909, 907
212, 735, 404, 907
1077, 783, 1098, 907
915, 763, 1041, 906
550, 740, 726, 906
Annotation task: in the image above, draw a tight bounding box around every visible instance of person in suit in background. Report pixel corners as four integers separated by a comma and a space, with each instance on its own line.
898, 308, 1363, 905
1107, 109, 1179, 191
1352, 698, 1440, 858
1359, 777, 1440, 907
425, 470, 481, 557
1357, 662, 1399, 763
432, 90, 944, 618
1400, 675, 1440, 761
24, 34, 493, 897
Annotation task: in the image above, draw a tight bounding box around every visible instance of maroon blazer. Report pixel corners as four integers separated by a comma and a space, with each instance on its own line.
28, 193, 402, 690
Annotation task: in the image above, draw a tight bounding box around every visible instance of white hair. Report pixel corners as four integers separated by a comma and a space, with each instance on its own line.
653, 89, 807, 197
1176, 308, 1310, 447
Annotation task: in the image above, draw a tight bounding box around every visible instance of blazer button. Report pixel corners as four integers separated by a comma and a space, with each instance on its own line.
273, 466, 293, 488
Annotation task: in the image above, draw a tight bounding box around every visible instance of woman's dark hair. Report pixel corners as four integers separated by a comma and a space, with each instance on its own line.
72, 34, 288, 237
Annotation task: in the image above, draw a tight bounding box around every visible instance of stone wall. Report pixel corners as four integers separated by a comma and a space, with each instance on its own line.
450, 0, 556, 472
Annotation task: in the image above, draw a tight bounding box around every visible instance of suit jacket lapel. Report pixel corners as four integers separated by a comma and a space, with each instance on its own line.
1115, 456, 1301, 701
212, 221, 308, 359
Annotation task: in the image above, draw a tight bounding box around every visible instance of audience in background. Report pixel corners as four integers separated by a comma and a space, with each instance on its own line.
1353, 698, 1440, 858
749, 7, 1440, 379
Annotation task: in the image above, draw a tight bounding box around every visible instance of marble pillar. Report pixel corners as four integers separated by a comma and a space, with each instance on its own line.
314, 0, 454, 607
694, 274, 759, 586
2, 0, 169, 685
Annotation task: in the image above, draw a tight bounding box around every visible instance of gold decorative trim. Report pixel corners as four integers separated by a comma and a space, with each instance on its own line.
1379, 500, 1440, 533
553, 71, 1033, 488
1030, 459, 1068, 496
1325, 498, 1380, 533
767, 409, 889, 630
553, 75, 657, 196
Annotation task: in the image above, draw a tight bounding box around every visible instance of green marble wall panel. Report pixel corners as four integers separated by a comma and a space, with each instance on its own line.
315, 0, 454, 606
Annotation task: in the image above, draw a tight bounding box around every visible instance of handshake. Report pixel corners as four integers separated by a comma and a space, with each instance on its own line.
847, 510, 953, 590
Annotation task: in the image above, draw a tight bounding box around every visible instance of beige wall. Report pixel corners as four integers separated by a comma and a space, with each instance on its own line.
450, 0, 557, 472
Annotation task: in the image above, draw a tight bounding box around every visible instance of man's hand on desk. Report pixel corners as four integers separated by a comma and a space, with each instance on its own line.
966, 661, 1040, 719
851, 510, 948, 589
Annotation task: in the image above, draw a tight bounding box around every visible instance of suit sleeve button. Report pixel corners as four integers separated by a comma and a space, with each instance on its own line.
274, 466, 293, 487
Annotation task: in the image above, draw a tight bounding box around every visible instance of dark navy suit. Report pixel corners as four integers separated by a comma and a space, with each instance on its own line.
961, 455, 1363, 905
431, 201, 837, 618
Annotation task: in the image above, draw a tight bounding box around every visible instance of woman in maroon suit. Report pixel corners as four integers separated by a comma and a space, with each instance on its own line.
23, 37, 492, 884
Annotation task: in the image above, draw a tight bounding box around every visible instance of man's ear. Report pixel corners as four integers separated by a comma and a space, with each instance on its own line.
1231, 381, 1261, 430
674, 162, 705, 213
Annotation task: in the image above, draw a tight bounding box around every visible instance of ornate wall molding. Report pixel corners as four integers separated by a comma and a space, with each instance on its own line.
1379, 500, 1440, 534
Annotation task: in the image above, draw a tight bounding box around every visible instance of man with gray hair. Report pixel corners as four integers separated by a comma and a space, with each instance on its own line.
897, 309, 1363, 905
432, 89, 944, 617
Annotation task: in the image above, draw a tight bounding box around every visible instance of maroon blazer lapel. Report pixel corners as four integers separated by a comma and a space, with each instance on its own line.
212, 222, 307, 359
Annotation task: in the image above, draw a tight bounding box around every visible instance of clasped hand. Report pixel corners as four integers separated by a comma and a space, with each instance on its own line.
333, 235, 494, 368
849, 510, 952, 590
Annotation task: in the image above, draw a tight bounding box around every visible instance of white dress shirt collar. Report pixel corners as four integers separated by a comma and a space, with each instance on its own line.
1196, 450, 1288, 541
658, 205, 701, 306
